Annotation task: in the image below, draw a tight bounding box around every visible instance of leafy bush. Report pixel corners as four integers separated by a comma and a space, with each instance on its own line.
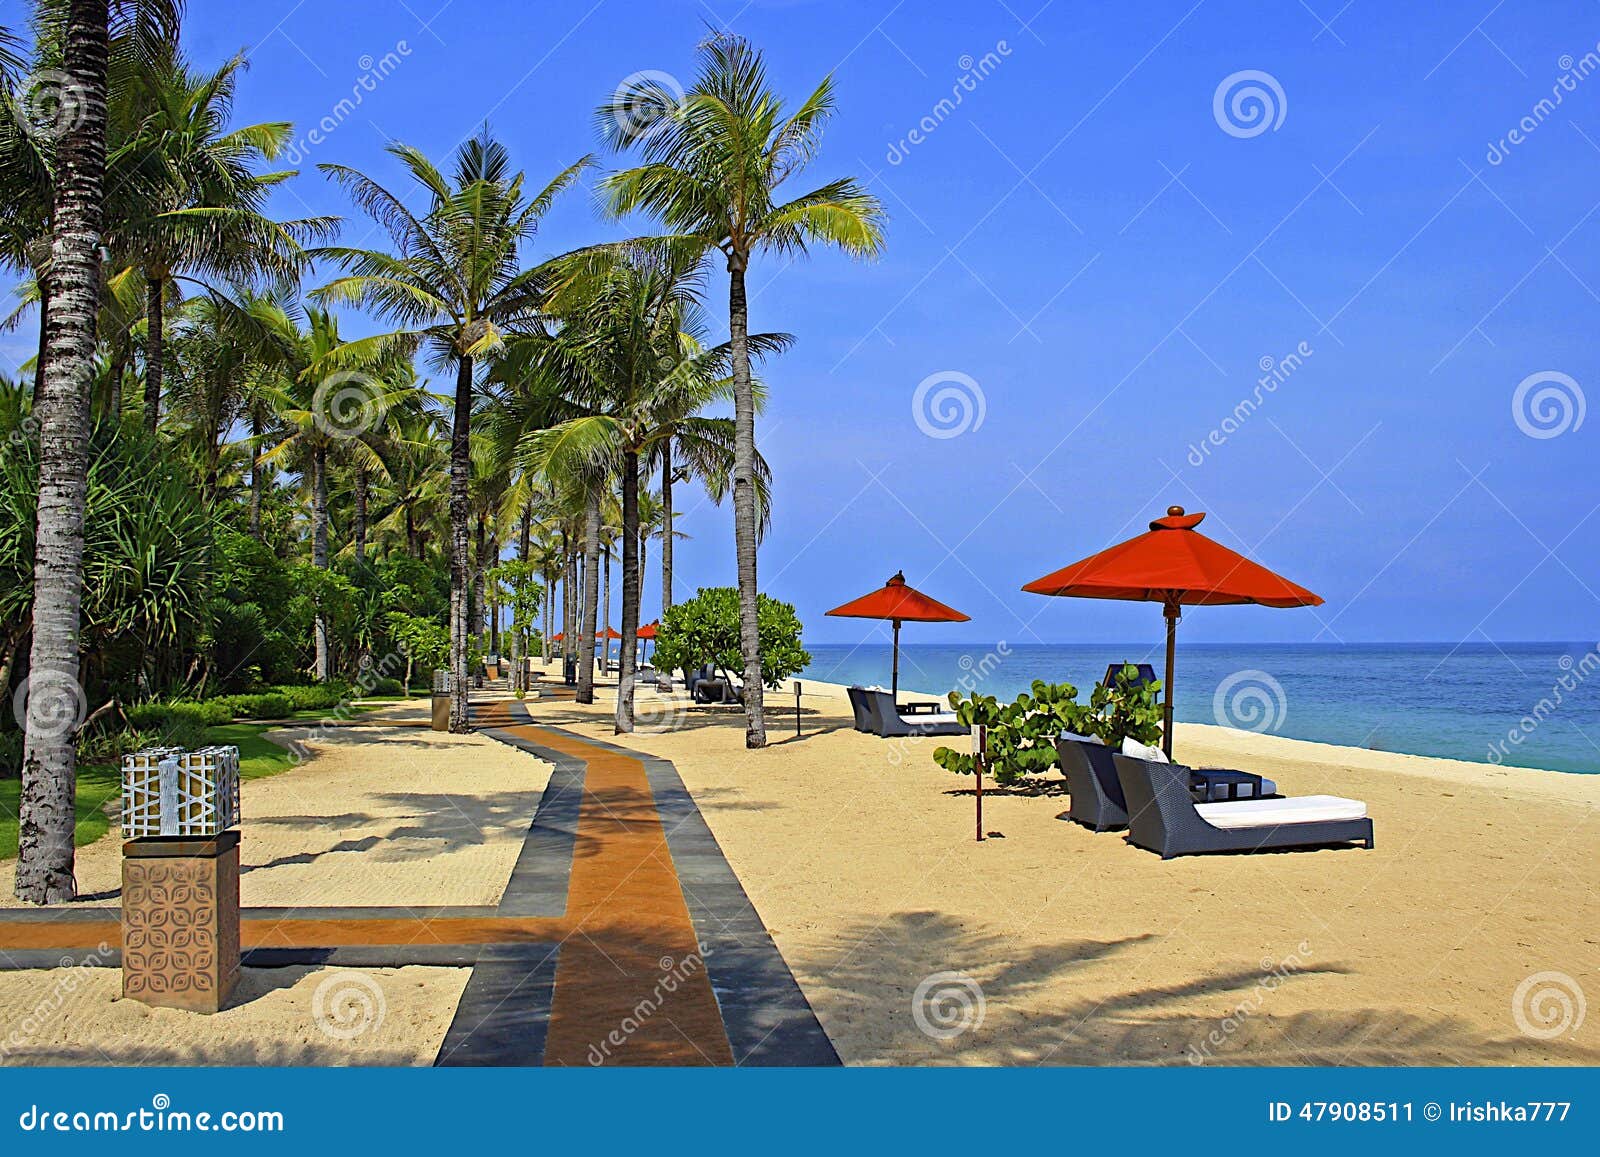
270, 682, 352, 712
933, 681, 1090, 785
1088, 663, 1164, 748
214, 692, 295, 719
653, 587, 811, 688
364, 677, 404, 696
126, 700, 233, 731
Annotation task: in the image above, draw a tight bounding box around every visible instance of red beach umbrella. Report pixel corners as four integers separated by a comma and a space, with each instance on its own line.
636, 622, 658, 639
1022, 506, 1322, 758
826, 571, 971, 704
596, 627, 622, 640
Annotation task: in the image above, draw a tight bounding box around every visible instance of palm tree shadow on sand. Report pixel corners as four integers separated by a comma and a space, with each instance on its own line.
797, 911, 1600, 1066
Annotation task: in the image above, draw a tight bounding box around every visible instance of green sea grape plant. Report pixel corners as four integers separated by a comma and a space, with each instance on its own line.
652, 586, 810, 688
1088, 663, 1164, 748
932, 680, 1090, 786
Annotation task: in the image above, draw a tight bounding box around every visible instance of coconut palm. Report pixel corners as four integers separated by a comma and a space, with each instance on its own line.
598, 34, 885, 746
311, 129, 589, 730
14, 0, 186, 905
113, 52, 334, 431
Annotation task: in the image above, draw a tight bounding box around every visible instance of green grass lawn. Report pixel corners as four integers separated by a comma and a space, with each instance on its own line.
0, 700, 396, 862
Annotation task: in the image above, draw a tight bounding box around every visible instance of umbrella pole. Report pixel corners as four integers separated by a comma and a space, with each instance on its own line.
1163, 602, 1179, 760
891, 618, 901, 706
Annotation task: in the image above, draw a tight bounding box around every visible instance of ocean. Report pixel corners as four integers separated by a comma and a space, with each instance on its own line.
798, 642, 1600, 775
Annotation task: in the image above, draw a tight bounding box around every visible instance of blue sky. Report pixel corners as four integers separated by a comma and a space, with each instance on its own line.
14, 0, 1600, 647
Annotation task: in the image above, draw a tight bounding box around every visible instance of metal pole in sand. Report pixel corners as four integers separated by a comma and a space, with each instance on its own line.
973, 723, 986, 842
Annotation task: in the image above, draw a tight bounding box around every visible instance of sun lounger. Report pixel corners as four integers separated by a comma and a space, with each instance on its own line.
1112, 753, 1373, 859
846, 686, 877, 732
1058, 739, 1279, 831
863, 689, 969, 738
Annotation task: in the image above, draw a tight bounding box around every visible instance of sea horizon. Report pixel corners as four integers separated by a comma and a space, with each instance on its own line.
799, 641, 1600, 776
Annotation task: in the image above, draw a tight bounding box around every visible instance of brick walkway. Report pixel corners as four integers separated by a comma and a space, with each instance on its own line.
0, 694, 837, 1067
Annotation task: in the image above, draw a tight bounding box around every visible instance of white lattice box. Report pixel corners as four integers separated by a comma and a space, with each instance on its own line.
121, 745, 241, 839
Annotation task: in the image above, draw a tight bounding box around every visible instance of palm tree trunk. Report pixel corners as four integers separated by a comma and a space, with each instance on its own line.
143, 272, 163, 432
32, 274, 50, 399
661, 436, 674, 616
576, 487, 601, 704
472, 515, 488, 650
616, 451, 640, 733
448, 353, 473, 730
353, 466, 368, 564
248, 409, 264, 538
602, 548, 611, 656
15, 0, 108, 905
727, 259, 766, 747
312, 443, 329, 682
106, 343, 125, 420
488, 533, 500, 657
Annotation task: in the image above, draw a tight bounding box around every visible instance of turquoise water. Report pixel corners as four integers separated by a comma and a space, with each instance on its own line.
799, 642, 1600, 775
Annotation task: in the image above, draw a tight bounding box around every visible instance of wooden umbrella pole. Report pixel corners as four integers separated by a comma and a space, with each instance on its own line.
891, 618, 901, 705
1163, 601, 1179, 759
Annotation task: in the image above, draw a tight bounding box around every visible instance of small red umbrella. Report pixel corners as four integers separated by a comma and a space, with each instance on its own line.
1023, 506, 1321, 758
596, 627, 622, 640
551, 631, 564, 641
827, 571, 971, 704
636, 622, 658, 639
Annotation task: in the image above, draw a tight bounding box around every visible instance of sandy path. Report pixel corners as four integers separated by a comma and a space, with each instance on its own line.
528, 671, 1600, 1067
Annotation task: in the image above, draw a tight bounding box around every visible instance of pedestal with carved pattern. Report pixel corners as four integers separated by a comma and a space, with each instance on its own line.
121, 831, 240, 1013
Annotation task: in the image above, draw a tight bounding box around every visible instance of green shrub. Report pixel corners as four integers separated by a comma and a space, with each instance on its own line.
933, 681, 1090, 786
1088, 664, 1164, 748
652, 587, 810, 687
268, 682, 352, 712
363, 677, 404, 696
126, 700, 232, 731
215, 692, 294, 719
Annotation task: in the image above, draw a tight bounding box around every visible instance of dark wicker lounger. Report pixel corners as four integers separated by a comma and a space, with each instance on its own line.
1057, 740, 1282, 833
864, 689, 969, 738
1112, 753, 1374, 859
845, 686, 877, 732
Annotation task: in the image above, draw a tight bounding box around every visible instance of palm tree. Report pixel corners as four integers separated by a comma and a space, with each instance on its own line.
113, 51, 333, 431
14, 0, 185, 905
598, 35, 885, 747
312, 129, 589, 731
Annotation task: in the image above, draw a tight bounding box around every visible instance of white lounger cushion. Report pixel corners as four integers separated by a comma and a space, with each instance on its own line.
1122, 736, 1168, 763
1195, 795, 1366, 831
900, 711, 960, 726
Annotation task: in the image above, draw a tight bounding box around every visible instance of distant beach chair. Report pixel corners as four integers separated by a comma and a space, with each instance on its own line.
1112, 754, 1373, 859
862, 689, 968, 738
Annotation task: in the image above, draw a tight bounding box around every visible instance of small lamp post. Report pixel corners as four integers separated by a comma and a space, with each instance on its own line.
972, 723, 986, 842
792, 681, 802, 738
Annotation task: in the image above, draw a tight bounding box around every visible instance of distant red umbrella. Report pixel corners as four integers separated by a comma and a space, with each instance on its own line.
1023, 506, 1322, 758
596, 627, 622, 640
827, 571, 971, 704
636, 622, 658, 639
551, 631, 564, 641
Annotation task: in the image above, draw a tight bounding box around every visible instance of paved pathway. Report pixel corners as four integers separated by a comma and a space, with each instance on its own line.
0, 693, 837, 1067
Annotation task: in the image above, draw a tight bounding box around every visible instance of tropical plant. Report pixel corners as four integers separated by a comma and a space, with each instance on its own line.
1087, 664, 1165, 749
600, 34, 885, 747
312, 128, 589, 730
652, 585, 809, 689
932, 682, 1090, 786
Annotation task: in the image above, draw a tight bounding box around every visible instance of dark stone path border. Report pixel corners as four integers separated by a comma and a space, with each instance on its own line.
467, 703, 839, 1067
